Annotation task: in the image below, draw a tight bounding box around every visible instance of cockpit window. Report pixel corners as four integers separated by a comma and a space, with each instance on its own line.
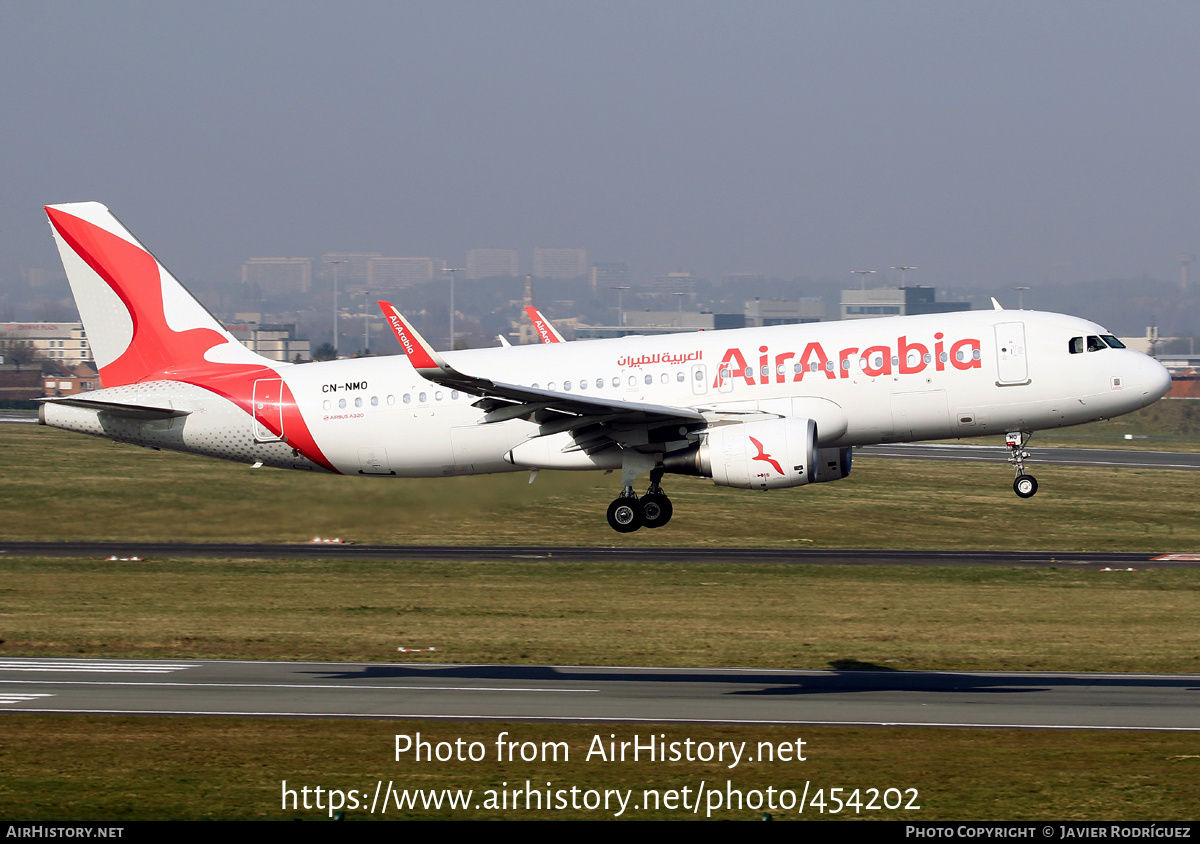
1069, 337, 1084, 354
1101, 335, 1126, 349
1087, 335, 1107, 352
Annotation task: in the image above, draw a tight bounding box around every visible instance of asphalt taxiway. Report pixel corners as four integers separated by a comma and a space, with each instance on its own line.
860, 442, 1200, 470
2, 541, 1197, 568
1, 657, 1196, 730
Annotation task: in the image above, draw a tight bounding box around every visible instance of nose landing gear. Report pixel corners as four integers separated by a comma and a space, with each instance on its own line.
1006, 431, 1038, 498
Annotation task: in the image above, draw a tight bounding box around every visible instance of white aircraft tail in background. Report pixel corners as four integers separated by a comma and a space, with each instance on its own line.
41, 202, 1172, 532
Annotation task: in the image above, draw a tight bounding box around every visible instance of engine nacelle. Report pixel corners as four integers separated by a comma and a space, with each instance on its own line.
813, 446, 853, 483
679, 417, 820, 490
662, 419, 853, 490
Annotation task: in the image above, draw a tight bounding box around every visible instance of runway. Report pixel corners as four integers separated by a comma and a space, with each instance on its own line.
2, 541, 1196, 567
860, 442, 1200, 470
1, 657, 1196, 730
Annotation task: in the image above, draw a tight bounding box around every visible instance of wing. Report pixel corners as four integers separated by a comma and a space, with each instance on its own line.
379, 300, 708, 454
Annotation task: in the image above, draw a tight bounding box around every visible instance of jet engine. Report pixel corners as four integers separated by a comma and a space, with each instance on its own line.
663, 418, 853, 490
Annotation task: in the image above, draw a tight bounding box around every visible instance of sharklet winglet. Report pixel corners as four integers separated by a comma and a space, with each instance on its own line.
378, 300, 448, 375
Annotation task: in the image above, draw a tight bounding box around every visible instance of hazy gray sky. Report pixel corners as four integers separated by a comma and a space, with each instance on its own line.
3, 1, 1198, 291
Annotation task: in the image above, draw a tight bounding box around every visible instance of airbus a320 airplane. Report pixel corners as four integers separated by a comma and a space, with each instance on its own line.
40, 202, 1171, 532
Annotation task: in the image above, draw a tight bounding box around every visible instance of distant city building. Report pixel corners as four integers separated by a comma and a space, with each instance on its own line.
0, 368, 43, 401
319, 253, 381, 288
840, 286, 970, 320
744, 298, 825, 326
650, 272, 697, 294
574, 309, 747, 339
42, 363, 100, 397
21, 267, 66, 288
533, 248, 587, 280
224, 322, 311, 363
721, 272, 766, 288
590, 262, 631, 293
622, 311, 717, 330
241, 257, 312, 296
466, 248, 519, 280
1, 322, 91, 365
368, 257, 439, 289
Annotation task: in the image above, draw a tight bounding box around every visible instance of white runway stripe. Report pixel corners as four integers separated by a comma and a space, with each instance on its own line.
0, 693, 55, 704
0, 659, 196, 674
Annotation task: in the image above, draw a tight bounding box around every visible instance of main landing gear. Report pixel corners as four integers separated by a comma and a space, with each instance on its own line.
606, 468, 673, 533
1006, 431, 1039, 499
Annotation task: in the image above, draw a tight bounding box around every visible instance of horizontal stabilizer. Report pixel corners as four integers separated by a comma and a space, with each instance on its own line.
39, 396, 190, 420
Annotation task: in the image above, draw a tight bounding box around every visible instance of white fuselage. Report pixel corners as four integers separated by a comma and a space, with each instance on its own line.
41, 308, 1171, 479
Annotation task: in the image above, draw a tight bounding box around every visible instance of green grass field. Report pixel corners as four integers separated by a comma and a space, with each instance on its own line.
4, 556, 1200, 673
2, 419, 1198, 550
4, 716, 1199, 821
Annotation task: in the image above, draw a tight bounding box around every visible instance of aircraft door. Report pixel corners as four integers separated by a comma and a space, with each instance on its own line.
252, 378, 285, 442
995, 322, 1030, 385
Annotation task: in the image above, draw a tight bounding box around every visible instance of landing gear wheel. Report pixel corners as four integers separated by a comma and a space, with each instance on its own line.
640, 493, 673, 529
1013, 475, 1039, 498
606, 497, 643, 533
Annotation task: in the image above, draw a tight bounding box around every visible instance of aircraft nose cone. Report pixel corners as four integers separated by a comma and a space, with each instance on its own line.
1139, 355, 1171, 400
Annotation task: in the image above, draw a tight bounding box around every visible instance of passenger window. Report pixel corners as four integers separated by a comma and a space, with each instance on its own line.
387, 395, 396, 406
403, 393, 411, 404
579, 379, 587, 390
370, 396, 378, 406
612, 377, 620, 388
596, 378, 604, 389
418, 392, 427, 402
563, 381, 572, 391
677, 372, 685, 382
354, 397, 362, 408
645, 374, 653, 385
322, 400, 331, 410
